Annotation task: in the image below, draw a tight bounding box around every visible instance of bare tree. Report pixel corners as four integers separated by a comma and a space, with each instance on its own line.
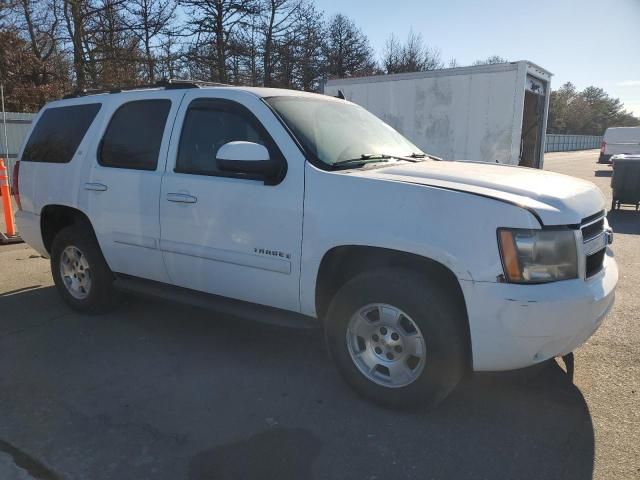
324, 13, 375, 78
406, 31, 441, 71
89, 0, 139, 86
260, 0, 299, 86
61, 0, 127, 89
61, 0, 92, 89
0, 1, 12, 29
292, 1, 324, 90
271, 30, 296, 87
382, 33, 402, 74
472, 55, 508, 66
243, 14, 261, 85
0, 29, 70, 110
7, 0, 69, 88
226, 28, 257, 84
14, 0, 60, 76
180, 0, 257, 83
382, 30, 442, 74
124, 0, 176, 82
155, 31, 183, 79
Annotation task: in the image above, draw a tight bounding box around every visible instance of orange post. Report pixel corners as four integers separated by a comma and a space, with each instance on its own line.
0, 158, 16, 237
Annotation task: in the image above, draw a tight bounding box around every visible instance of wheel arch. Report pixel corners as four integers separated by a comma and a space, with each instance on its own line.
315, 245, 472, 368
40, 204, 96, 254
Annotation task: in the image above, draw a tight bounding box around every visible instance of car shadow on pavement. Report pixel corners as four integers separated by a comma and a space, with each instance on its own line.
0, 287, 594, 480
608, 208, 640, 235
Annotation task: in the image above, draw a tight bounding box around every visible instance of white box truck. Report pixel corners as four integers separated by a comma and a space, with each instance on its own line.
322, 61, 552, 168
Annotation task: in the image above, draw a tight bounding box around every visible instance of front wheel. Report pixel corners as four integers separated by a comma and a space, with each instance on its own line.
325, 268, 468, 408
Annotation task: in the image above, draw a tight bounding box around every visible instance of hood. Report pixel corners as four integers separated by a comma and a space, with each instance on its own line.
352, 160, 605, 226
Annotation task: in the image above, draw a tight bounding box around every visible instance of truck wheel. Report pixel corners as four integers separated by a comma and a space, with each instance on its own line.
325, 268, 467, 409
51, 225, 119, 314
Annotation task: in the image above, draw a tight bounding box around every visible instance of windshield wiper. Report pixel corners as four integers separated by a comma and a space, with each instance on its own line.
331, 154, 391, 169
330, 151, 441, 170
413, 152, 443, 161
381, 152, 443, 162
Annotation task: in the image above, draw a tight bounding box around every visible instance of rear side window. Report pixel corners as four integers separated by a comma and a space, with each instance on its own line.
22, 103, 101, 163
99, 100, 171, 171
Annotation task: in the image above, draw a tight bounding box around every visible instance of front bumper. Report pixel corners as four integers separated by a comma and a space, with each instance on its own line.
461, 248, 618, 371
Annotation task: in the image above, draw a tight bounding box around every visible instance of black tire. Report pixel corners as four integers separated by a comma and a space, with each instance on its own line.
325, 267, 468, 409
51, 225, 119, 314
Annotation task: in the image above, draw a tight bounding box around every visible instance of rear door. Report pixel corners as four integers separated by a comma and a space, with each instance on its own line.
22, 102, 103, 216
78, 91, 185, 282
159, 89, 305, 312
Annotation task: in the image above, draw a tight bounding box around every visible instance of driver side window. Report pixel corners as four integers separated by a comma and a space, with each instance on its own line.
176, 99, 278, 177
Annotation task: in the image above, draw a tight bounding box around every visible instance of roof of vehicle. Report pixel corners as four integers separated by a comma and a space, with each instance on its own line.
604, 126, 640, 132
604, 126, 640, 141
35, 86, 351, 123
49, 80, 339, 107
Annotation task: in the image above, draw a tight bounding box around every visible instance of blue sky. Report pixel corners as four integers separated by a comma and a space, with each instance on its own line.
317, 0, 640, 115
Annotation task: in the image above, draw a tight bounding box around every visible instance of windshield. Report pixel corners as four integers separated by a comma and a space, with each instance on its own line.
265, 96, 423, 166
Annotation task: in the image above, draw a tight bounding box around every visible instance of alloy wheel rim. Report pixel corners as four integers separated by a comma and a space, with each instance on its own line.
60, 246, 92, 300
346, 303, 426, 388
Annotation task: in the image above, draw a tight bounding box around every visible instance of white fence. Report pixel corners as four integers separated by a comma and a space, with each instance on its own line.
1, 112, 35, 185
545, 134, 602, 152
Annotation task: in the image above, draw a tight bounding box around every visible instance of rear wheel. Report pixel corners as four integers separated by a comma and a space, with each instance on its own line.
325, 268, 468, 408
51, 225, 119, 313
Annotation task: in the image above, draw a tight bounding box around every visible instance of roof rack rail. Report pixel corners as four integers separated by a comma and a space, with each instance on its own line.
164, 79, 231, 89
62, 78, 231, 99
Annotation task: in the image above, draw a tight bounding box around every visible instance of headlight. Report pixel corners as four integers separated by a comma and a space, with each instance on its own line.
497, 228, 578, 283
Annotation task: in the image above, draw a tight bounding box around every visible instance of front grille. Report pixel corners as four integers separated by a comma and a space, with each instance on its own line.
582, 218, 604, 241
580, 210, 605, 225
581, 211, 607, 278
586, 248, 605, 277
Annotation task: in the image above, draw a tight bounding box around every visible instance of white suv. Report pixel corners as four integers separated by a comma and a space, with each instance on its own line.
14, 83, 617, 407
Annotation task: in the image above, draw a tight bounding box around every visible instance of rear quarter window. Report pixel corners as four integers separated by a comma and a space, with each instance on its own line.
22, 103, 101, 163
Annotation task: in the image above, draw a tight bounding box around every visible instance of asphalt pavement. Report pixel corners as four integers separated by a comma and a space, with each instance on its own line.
0, 149, 638, 480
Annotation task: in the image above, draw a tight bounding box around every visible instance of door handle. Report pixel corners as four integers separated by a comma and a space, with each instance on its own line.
84, 182, 108, 192
166, 193, 198, 204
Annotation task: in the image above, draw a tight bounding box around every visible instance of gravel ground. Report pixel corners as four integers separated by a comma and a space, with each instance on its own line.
0, 149, 638, 480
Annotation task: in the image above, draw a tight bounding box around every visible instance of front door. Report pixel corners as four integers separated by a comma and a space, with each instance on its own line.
159, 90, 305, 312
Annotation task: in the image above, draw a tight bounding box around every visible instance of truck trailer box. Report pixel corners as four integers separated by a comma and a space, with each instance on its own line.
322, 61, 552, 168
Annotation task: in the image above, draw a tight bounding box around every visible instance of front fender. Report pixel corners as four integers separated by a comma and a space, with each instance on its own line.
299, 164, 539, 316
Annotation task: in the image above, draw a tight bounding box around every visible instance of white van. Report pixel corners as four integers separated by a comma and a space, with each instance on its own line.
599, 126, 640, 163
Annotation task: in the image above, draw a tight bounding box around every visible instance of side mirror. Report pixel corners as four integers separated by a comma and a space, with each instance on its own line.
216, 141, 278, 179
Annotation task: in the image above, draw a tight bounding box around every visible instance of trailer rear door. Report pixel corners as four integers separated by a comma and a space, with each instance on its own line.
519, 74, 548, 168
